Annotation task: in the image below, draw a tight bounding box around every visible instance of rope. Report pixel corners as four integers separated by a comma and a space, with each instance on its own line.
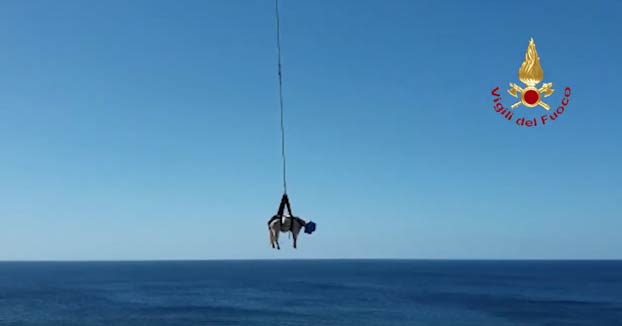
275, 0, 287, 194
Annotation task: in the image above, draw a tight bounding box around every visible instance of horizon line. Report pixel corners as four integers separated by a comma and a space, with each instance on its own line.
1, 258, 621, 263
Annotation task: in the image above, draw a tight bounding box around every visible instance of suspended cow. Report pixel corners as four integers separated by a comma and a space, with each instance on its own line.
268, 194, 316, 249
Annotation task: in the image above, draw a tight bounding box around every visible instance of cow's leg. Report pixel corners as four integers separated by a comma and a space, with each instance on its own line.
294, 219, 304, 249
269, 223, 281, 250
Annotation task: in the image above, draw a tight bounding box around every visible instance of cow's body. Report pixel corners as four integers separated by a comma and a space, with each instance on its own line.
268, 215, 305, 249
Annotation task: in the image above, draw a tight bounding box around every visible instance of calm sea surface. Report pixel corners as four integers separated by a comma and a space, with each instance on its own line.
0, 260, 621, 325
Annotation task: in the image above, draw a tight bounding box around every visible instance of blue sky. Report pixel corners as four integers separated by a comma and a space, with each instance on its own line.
0, 0, 620, 260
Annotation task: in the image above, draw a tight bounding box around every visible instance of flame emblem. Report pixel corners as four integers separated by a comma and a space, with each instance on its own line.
508, 38, 554, 110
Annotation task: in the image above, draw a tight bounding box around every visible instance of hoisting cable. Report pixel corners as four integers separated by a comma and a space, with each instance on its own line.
275, 0, 287, 195
268, 0, 317, 239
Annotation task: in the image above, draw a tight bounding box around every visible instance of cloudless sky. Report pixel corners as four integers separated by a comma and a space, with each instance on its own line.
1, 0, 621, 260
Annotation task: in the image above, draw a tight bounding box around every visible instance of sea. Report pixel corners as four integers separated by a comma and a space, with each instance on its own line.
0, 260, 621, 325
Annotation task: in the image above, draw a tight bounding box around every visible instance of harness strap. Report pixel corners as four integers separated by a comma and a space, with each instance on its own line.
276, 193, 293, 216
274, 194, 294, 232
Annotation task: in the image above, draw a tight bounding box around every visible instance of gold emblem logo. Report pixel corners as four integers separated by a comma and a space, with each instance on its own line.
508, 38, 554, 110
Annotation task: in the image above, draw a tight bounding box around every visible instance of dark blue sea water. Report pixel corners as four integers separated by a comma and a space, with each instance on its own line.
0, 260, 621, 325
